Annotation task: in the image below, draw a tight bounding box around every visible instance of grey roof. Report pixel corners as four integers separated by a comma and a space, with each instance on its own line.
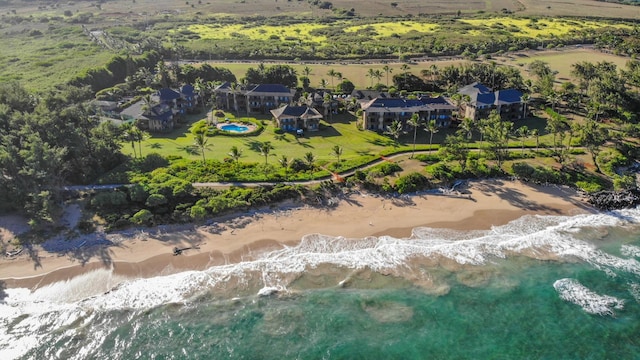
120, 100, 172, 121
247, 84, 293, 95
271, 105, 322, 119
458, 82, 521, 106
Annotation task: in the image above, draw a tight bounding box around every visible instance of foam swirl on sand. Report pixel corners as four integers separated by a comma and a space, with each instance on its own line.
553, 278, 624, 316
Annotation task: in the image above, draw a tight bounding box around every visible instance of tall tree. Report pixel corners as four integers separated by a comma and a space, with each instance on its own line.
304, 151, 316, 170
193, 132, 211, 163
517, 125, 530, 155
278, 155, 291, 180
259, 141, 273, 164
579, 120, 608, 172
426, 119, 439, 151
228, 145, 243, 167
331, 145, 343, 164
383, 65, 393, 87
484, 110, 512, 168
385, 119, 404, 146
407, 113, 421, 158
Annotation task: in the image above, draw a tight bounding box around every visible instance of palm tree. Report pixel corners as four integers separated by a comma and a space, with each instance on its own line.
327, 69, 338, 90
331, 145, 343, 164
517, 125, 530, 155
459, 117, 474, 141
407, 113, 420, 158
366, 68, 376, 88
121, 123, 138, 158
278, 155, 291, 180
531, 128, 540, 151
228, 145, 242, 167
302, 66, 312, 77
382, 65, 393, 87
450, 93, 463, 117
230, 82, 242, 115
400, 63, 410, 84
194, 77, 207, 112
521, 93, 530, 119
385, 119, 403, 146
193, 132, 211, 163
372, 69, 383, 87
426, 119, 439, 151
259, 141, 273, 164
319, 78, 328, 90
133, 127, 149, 157
304, 151, 315, 170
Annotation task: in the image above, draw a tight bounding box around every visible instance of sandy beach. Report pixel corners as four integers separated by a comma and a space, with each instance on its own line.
0, 179, 594, 289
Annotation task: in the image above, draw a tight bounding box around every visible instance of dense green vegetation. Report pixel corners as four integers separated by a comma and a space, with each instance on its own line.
2, 0, 640, 234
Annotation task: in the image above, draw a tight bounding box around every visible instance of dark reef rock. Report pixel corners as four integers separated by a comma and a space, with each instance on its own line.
587, 189, 640, 210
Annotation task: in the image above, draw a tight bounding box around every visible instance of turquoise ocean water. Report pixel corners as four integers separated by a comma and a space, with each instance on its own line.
2, 208, 640, 359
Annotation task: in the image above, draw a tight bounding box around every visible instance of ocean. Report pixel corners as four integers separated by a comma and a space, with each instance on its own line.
2, 208, 640, 359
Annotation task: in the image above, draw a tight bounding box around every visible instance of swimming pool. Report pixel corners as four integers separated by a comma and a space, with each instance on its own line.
220, 124, 249, 133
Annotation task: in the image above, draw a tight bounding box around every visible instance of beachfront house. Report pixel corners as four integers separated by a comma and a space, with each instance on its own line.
120, 101, 175, 132
214, 83, 294, 115
360, 95, 456, 131
457, 82, 523, 121
118, 84, 200, 132
270, 105, 323, 132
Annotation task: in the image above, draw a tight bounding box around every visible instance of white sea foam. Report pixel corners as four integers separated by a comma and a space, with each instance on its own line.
553, 278, 624, 316
621, 245, 640, 258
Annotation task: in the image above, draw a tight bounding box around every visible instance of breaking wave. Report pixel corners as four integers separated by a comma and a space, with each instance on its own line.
553, 278, 624, 316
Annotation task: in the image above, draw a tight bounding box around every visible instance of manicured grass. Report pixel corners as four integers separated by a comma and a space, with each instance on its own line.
124, 111, 463, 164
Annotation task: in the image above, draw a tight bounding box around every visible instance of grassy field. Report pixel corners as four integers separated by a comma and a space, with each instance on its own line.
500, 48, 632, 82
2, 0, 638, 91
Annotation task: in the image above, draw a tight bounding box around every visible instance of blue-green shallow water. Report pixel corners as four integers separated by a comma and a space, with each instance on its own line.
3, 210, 640, 359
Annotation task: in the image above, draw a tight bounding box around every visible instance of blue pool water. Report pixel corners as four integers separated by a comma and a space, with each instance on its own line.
220, 124, 249, 133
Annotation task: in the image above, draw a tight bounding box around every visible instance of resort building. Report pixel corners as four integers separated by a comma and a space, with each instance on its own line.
118, 84, 199, 133
457, 82, 523, 121
360, 95, 456, 131
270, 105, 323, 132
120, 101, 175, 132
214, 83, 294, 115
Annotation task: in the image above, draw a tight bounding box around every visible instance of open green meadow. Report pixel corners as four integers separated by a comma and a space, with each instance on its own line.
504, 48, 632, 82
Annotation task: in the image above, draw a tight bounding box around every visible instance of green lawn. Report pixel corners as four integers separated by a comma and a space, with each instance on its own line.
124, 111, 467, 164
123, 109, 561, 170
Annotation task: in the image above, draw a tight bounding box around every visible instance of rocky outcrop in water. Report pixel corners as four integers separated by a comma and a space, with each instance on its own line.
587, 189, 640, 210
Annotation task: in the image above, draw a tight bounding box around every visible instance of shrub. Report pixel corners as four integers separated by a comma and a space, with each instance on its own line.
395, 172, 430, 194
91, 191, 128, 209
425, 163, 455, 182
140, 153, 169, 172
575, 181, 603, 193
145, 193, 168, 207
189, 205, 207, 220
131, 209, 153, 225
597, 149, 627, 177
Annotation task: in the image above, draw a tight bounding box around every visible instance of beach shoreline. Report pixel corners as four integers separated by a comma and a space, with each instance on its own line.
0, 179, 595, 290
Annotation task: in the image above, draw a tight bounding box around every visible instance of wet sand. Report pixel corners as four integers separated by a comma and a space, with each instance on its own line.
0, 180, 594, 289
